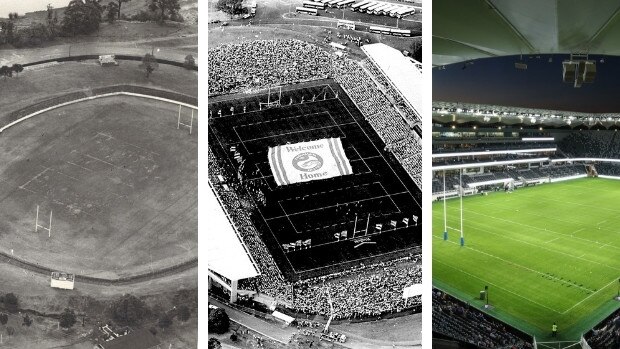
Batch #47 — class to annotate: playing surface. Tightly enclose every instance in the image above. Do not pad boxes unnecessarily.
[209,79,421,281]
[0,96,197,278]
[433,178,620,343]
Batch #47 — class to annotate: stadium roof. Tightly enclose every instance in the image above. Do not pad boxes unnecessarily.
[362,43,422,118]
[433,101,620,128]
[207,184,260,281]
[434,0,620,66]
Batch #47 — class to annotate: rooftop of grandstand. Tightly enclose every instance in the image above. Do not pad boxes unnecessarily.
[362,43,422,119]
[433,101,620,128]
[207,183,260,281]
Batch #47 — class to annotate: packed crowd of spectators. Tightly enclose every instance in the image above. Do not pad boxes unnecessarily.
[333,58,422,188]
[208,39,423,318]
[208,40,332,96]
[209,149,293,303]
[431,164,587,194]
[433,289,533,349]
[208,39,421,187]
[293,256,421,319]
[559,131,620,158]
[209,148,421,318]
[585,311,620,349]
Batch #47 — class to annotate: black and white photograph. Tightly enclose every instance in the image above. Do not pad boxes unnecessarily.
[207,0,423,348]
[0,0,198,348]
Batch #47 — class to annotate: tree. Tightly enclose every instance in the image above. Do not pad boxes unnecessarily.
[183,54,196,70]
[140,53,159,78]
[216,0,244,16]
[59,308,77,329]
[22,314,32,327]
[12,64,23,77]
[208,338,222,349]
[208,308,229,334]
[177,305,191,322]
[3,293,18,313]
[61,0,103,36]
[158,313,172,329]
[0,313,7,325]
[116,0,132,19]
[106,2,120,23]
[109,294,150,326]
[46,4,59,37]
[148,0,180,23]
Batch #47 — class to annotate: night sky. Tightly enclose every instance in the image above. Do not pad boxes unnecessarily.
[433,54,620,113]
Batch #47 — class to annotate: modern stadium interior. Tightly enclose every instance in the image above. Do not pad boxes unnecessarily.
[433,1,620,349]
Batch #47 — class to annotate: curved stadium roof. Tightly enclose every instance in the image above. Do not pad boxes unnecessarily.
[433,0,620,66]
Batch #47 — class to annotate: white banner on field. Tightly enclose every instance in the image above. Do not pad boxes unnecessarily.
[268,138,353,186]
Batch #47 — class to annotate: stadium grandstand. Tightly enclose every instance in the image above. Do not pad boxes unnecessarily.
[433,2,620,344]
[208,38,422,324]
[431,101,620,349]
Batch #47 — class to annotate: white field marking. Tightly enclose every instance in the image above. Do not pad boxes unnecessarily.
[208,83,332,106]
[378,182,402,214]
[269,192,408,220]
[434,233,594,294]
[597,220,608,226]
[278,201,299,234]
[96,132,160,156]
[515,191,620,215]
[295,246,417,273]
[239,122,354,143]
[456,208,620,252]
[433,253,564,314]
[240,111,325,127]
[457,195,620,236]
[335,88,420,208]
[85,154,132,173]
[19,167,49,190]
[66,161,93,172]
[599,242,610,249]
[561,276,620,314]
[0,92,196,134]
[52,169,80,182]
[545,237,561,244]
[471,224,620,273]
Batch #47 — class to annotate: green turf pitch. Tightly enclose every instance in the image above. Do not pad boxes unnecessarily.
[433,178,620,342]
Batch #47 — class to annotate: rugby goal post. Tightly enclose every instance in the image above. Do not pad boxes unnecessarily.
[177,104,195,134]
[35,205,52,238]
[259,86,282,110]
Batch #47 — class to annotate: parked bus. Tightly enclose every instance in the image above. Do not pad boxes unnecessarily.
[351,0,372,11]
[337,19,356,30]
[396,7,416,17]
[373,3,391,15]
[303,1,326,9]
[365,2,383,13]
[359,1,376,12]
[390,28,413,37]
[326,0,341,7]
[336,0,356,8]
[296,6,319,15]
[382,5,398,15]
[369,25,391,35]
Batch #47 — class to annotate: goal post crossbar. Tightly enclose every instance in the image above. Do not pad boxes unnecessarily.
[35,205,52,237]
[177,105,195,134]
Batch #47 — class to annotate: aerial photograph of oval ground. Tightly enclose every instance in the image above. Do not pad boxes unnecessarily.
[432,1,620,349]
[0,0,197,348]
[207,0,423,348]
